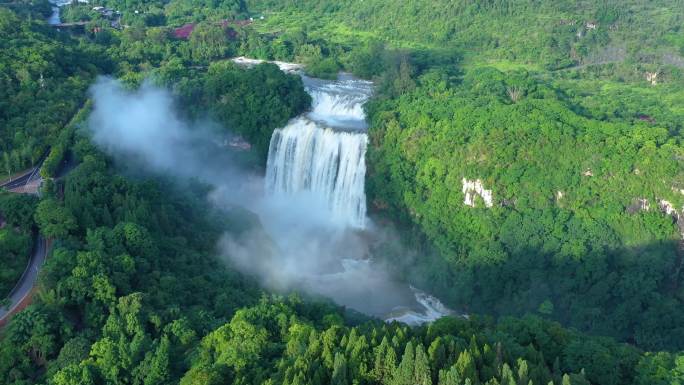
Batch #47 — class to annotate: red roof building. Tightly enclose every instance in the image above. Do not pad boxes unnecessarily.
[172,19,251,40]
[173,23,195,39]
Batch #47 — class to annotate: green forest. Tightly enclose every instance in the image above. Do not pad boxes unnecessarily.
[2,0,684,384]
[0,192,36,295]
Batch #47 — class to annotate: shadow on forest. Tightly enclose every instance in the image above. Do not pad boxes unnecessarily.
[382,231,684,351]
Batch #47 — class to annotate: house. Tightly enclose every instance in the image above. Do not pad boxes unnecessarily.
[173,23,195,39]
[91,6,117,18]
[173,19,252,40]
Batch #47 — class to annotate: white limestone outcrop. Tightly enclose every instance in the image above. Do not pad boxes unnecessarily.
[462,178,493,208]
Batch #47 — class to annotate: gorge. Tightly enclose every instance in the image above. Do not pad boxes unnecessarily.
[257,65,454,324]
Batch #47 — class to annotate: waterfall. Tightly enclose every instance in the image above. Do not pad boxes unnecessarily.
[305,75,373,129]
[256,64,456,324]
[265,74,372,228]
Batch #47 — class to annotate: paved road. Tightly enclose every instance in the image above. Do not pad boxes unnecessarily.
[0,236,47,322]
[0,166,40,191]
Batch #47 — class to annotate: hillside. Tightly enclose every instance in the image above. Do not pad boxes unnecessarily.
[1,1,684,384]
[249,0,684,75]
[240,0,684,349]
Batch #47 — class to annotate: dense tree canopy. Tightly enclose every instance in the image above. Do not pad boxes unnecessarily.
[0,192,37,296]
[2,1,684,384]
[365,67,684,350]
[0,8,110,175]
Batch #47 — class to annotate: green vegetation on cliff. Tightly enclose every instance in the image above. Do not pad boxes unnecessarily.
[365,67,684,349]
[2,1,684,384]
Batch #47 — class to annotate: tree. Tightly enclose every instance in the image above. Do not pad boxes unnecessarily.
[391,342,415,385]
[455,351,478,384]
[332,352,349,385]
[414,344,432,385]
[34,198,76,239]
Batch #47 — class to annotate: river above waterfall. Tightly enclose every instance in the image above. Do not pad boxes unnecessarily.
[47,0,73,25]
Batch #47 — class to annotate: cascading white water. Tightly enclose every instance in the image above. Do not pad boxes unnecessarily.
[266,118,368,228]
[265,74,372,228]
[305,75,373,130]
[256,63,455,324]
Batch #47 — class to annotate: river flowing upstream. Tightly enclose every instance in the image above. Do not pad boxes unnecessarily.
[233,58,455,325]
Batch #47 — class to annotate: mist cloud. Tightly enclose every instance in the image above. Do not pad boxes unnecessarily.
[86,76,446,320]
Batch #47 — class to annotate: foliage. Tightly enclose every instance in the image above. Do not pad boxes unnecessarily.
[0,192,37,296]
[1,137,260,384]
[199,61,311,160]
[365,67,684,350]
[3,2,684,385]
[0,8,110,175]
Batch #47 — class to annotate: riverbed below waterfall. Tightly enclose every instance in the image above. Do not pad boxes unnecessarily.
[232,57,456,325]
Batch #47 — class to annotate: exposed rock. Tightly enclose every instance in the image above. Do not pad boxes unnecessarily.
[556,191,564,201]
[646,72,659,86]
[627,198,651,214]
[501,198,515,208]
[658,199,678,217]
[462,178,493,208]
[627,198,650,214]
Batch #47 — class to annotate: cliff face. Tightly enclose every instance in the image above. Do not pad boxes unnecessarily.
[462,178,493,208]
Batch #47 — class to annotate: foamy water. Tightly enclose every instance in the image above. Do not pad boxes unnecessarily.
[385,287,456,325]
[266,118,368,228]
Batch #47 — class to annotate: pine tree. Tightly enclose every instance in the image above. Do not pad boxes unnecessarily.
[561,374,571,385]
[414,344,432,385]
[438,366,463,385]
[455,350,479,384]
[429,337,446,379]
[517,359,529,385]
[469,336,482,367]
[501,363,516,385]
[374,336,393,382]
[384,342,398,384]
[391,341,415,385]
[552,357,561,385]
[332,353,349,385]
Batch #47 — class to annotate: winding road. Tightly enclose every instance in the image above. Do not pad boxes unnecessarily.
[0,237,48,326]
[0,165,47,327]
[0,166,41,192]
